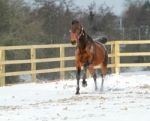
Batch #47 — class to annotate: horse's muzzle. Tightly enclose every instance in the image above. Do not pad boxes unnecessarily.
[71,40,76,45]
[70,32,77,45]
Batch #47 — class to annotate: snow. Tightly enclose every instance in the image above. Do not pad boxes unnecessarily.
[0,73,150,121]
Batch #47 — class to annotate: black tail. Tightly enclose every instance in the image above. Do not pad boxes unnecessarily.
[97,37,107,44]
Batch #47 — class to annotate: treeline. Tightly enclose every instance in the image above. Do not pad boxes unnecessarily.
[0,0,150,46]
[0,0,116,45]
[123,0,150,39]
[0,0,74,45]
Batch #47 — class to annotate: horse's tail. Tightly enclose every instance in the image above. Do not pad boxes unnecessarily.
[97,37,107,44]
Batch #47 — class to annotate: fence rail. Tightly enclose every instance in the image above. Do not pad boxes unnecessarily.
[0,40,150,86]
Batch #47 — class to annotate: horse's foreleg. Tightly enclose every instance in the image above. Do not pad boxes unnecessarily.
[82,63,88,87]
[76,67,81,95]
[101,64,107,91]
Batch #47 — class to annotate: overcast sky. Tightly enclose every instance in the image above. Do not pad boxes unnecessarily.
[25,0,126,16]
[74,0,126,16]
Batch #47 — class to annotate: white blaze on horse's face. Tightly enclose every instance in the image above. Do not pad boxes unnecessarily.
[70,22,81,45]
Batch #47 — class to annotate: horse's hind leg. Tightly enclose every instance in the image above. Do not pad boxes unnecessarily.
[100,51,108,91]
[100,64,107,91]
[88,64,98,91]
[101,74,104,91]
[93,72,98,91]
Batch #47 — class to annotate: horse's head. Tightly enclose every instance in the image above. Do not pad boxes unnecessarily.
[70,20,83,45]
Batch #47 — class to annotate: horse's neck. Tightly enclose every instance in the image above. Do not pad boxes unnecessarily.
[78,31,86,48]
[79,31,93,45]
[78,33,94,54]
[86,34,94,43]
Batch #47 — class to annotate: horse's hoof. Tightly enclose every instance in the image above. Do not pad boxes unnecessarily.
[82,81,87,87]
[95,87,98,91]
[100,87,104,92]
[75,91,80,95]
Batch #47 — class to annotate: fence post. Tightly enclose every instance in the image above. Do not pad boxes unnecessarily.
[114,41,120,74]
[60,46,65,80]
[0,49,5,86]
[31,47,36,82]
[111,41,115,73]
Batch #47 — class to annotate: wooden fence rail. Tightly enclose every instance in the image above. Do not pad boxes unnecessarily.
[0,40,150,86]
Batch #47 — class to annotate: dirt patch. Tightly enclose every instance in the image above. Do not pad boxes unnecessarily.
[139,84,150,89]
[56,95,107,103]
[0,105,21,110]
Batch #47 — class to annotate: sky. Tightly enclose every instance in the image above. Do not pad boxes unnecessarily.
[74,0,126,16]
[25,0,126,16]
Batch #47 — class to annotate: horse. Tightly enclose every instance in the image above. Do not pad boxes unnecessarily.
[70,20,108,95]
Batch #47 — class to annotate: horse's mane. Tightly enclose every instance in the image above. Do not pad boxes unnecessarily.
[84,31,107,44]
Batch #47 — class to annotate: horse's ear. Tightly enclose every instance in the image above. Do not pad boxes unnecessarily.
[72,20,79,25]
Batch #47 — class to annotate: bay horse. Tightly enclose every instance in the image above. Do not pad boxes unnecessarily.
[70,20,108,95]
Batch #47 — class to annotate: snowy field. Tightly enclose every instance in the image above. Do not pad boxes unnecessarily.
[0,73,150,121]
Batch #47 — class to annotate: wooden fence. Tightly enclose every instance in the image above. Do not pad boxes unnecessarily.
[0,40,150,86]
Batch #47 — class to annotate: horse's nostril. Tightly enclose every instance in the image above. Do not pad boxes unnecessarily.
[71,41,76,45]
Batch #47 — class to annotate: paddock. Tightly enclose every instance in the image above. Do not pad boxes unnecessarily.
[0,73,150,121]
[0,40,150,121]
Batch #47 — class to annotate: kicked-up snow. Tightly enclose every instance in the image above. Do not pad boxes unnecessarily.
[0,73,150,121]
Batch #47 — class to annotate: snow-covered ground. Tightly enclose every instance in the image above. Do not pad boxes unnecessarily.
[0,73,150,121]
